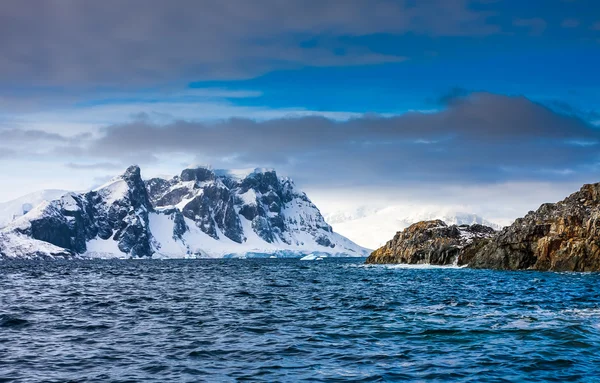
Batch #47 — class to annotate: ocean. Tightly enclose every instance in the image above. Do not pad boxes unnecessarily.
[1,258,599,382]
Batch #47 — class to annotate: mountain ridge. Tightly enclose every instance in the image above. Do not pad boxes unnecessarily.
[0,165,368,259]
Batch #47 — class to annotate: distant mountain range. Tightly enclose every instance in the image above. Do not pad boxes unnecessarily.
[0,166,368,259]
[325,205,503,249]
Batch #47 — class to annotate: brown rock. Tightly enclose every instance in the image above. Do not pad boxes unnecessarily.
[366,220,495,265]
[465,182,600,271]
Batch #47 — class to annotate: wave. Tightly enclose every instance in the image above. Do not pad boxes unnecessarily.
[353,263,468,270]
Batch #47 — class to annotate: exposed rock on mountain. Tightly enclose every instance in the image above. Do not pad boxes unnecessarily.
[145,166,365,258]
[366,220,495,265]
[462,182,600,271]
[0,166,367,259]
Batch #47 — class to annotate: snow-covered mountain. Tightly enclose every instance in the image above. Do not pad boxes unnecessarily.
[325,205,503,249]
[0,190,68,228]
[0,166,368,259]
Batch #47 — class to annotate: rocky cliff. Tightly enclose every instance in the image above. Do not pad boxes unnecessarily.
[367,182,600,272]
[365,220,495,265]
[462,182,600,271]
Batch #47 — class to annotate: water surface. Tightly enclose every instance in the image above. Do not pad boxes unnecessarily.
[1,259,599,382]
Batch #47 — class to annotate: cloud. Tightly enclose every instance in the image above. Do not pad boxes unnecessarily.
[0,147,17,159]
[0,0,496,87]
[434,87,471,105]
[513,18,547,35]
[561,18,580,28]
[0,128,70,143]
[54,92,597,187]
[545,100,600,124]
[65,162,124,171]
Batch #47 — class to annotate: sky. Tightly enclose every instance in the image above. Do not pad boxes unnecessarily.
[0,0,599,224]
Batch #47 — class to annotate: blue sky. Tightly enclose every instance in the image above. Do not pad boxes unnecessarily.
[0,0,599,223]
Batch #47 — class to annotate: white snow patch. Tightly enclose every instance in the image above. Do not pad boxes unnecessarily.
[0,232,71,259]
[85,237,127,259]
[239,190,258,206]
[93,178,129,204]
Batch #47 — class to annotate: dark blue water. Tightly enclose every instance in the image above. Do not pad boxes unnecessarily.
[1,259,600,382]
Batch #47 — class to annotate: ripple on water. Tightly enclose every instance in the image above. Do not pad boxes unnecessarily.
[0,258,599,382]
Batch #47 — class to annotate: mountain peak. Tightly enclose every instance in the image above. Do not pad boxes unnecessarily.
[180,167,216,183]
[123,165,141,179]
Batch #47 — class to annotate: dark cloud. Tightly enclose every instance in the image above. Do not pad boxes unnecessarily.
[433,87,472,106]
[0,0,495,86]
[65,162,124,171]
[66,93,600,186]
[0,129,69,143]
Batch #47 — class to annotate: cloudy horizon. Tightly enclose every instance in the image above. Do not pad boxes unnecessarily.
[1,0,599,232]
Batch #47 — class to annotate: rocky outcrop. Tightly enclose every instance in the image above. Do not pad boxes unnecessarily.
[366,220,495,265]
[367,182,600,272]
[462,182,600,271]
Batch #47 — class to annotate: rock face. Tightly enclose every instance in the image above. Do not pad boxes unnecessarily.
[366,182,600,272]
[462,182,600,271]
[366,220,495,265]
[0,165,368,259]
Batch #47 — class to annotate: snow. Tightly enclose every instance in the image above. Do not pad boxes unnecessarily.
[239,189,257,206]
[144,209,368,259]
[148,213,189,258]
[60,193,81,212]
[144,166,369,258]
[0,232,72,259]
[0,189,68,228]
[85,237,127,259]
[0,165,370,260]
[93,178,129,205]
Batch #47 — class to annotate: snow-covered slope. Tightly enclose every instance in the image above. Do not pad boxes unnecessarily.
[0,232,74,259]
[0,190,68,228]
[145,166,368,258]
[0,166,368,259]
[325,205,503,249]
